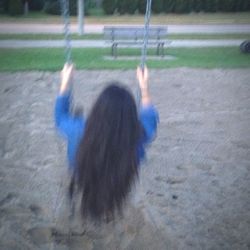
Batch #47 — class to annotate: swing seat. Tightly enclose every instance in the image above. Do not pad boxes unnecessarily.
[104,26,170,58]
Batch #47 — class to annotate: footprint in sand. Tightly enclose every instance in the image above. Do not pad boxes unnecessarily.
[0,171,6,181]
[166,177,187,185]
[177,163,212,172]
[0,192,17,207]
[29,204,43,217]
[3,86,15,94]
[27,226,53,245]
[154,176,187,185]
[146,190,154,196]
[172,83,182,88]
[195,163,212,171]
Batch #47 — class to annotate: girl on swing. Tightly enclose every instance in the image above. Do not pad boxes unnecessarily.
[55,63,159,222]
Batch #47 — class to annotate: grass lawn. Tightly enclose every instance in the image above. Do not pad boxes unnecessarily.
[0,12,250,24]
[0,47,249,71]
[0,33,250,40]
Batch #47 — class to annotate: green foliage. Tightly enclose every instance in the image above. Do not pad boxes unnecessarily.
[44,0,60,15]
[163,0,175,13]
[234,0,247,11]
[125,0,138,14]
[117,0,126,14]
[69,0,77,15]
[102,0,116,14]
[88,0,96,8]
[174,0,191,13]
[101,0,250,14]
[191,0,250,12]
[216,0,250,12]
[29,0,45,11]
[137,0,146,14]
[72,0,89,16]
[217,0,242,12]
[242,0,250,11]
[44,0,88,16]
[188,0,194,12]
[203,0,217,12]
[152,0,163,13]
[8,0,23,15]
[84,0,91,14]
[117,0,138,14]
[192,0,203,12]
[0,0,9,13]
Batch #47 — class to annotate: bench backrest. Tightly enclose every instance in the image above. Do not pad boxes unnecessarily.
[104,26,167,41]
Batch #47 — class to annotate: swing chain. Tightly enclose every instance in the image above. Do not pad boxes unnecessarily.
[141,0,152,70]
[60,0,72,63]
[137,0,152,107]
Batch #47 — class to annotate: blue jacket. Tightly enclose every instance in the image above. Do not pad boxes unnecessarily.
[55,91,159,170]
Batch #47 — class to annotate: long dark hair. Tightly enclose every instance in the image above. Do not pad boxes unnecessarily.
[71,83,142,221]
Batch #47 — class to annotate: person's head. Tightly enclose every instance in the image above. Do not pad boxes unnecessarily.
[74,83,142,221]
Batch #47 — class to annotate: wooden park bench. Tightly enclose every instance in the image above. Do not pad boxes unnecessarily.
[103,26,170,57]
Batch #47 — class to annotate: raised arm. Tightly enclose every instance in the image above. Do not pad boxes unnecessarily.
[59,63,74,95]
[137,66,159,144]
[137,66,151,107]
[54,63,74,135]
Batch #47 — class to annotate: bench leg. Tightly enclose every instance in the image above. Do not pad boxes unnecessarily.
[161,43,165,57]
[114,44,118,58]
[112,44,118,58]
[111,44,115,57]
[156,44,160,56]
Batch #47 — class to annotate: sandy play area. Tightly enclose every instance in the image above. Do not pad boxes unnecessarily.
[0,68,249,250]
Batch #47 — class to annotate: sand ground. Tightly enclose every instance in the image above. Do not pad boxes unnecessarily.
[0,68,250,250]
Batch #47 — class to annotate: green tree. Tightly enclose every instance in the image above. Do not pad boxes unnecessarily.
[138,0,146,14]
[126,0,138,14]
[29,0,45,11]
[8,0,23,15]
[102,0,116,14]
[241,0,250,11]
[152,0,163,13]
[0,0,8,13]
[204,0,218,12]
[117,0,126,14]
[192,0,203,12]
[44,0,89,16]
[235,0,245,11]
[174,0,191,13]
[218,0,235,12]
[232,0,250,11]
[163,0,175,13]
[44,0,60,15]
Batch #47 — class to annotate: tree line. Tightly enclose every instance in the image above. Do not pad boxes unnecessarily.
[103,0,250,14]
[1,0,250,16]
[0,0,90,15]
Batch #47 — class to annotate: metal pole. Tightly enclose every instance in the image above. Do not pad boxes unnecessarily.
[78,0,84,35]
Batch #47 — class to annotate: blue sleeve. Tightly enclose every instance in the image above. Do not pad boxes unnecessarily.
[139,105,159,145]
[54,91,73,138]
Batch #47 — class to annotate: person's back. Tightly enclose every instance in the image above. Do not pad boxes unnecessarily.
[54,64,159,221]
